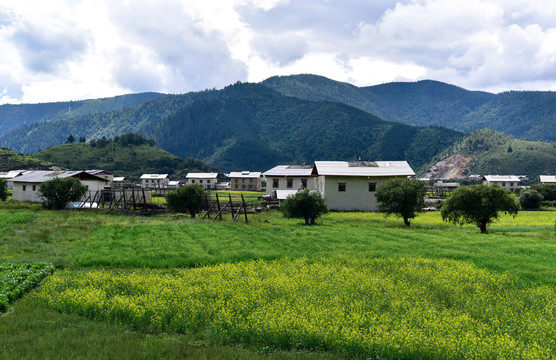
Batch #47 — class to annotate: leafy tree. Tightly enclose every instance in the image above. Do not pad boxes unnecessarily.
[65,135,75,143]
[375,178,426,227]
[38,177,88,210]
[441,184,519,233]
[79,136,86,143]
[519,189,544,210]
[530,183,556,201]
[281,189,328,225]
[166,184,205,218]
[0,179,7,202]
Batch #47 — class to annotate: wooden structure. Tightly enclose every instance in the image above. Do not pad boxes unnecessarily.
[198,193,249,222]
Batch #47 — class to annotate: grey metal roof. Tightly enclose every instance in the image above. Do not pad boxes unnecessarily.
[314,161,415,177]
[262,165,314,177]
[540,175,556,183]
[140,174,169,180]
[11,170,96,183]
[186,172,218,179]
[228,171,262,178]
[483,175,520,182]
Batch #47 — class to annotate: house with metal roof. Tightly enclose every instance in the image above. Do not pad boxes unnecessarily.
[140,174,169,188]
[228,171,262,191]
[185,173,218,190]
[482,175,520,193]
[0,170,30,189]
[262,165,316,196]
[313,161,416,211]
[540,175,556,184]
[11,170,110,203]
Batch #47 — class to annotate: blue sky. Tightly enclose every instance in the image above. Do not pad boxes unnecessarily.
[1,0,556,103]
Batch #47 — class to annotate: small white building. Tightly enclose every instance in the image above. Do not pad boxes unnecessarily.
[228,171,262,191]
[186,173,218,190]
[482,175,521,193]
[313,161,416,211]
[11,170,110,203]
[0,170,29,189]
[540,175,556,184]
[86,170,114,183]
[140,174,169,188]
[262,165,316,196]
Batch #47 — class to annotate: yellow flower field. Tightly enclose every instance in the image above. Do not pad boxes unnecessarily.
[37,257,556,359]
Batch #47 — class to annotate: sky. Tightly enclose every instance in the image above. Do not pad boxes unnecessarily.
[1,0,556,104]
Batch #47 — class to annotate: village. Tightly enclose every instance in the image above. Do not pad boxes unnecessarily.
[1,161,554,213]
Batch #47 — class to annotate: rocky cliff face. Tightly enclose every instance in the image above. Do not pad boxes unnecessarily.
[425,153,473,179]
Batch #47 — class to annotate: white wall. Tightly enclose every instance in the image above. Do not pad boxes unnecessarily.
[265,176,317,196]
[12,182,41,202]
[187,178,216,190]
[318,175,405,211]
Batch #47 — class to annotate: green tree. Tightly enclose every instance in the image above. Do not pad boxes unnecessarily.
[38,177,88,210]
[375,178,426,227]
[0,178,7,202]
[530,183,556,201]
[441,184,519,234]
[519,189,544,210]
[65,135,75,143]
[165,184,205,218]
[281,189,328,225]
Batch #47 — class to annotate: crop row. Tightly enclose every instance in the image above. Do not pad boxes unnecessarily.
[0,262,55,312]
[37,257,555,359]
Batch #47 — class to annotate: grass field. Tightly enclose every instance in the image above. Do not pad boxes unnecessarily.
[0,204,555,359]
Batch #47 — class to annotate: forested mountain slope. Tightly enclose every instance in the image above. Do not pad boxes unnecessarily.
[2,82,463,173]
[262,74,556,141]
[0,147,53,171]
[0,92,167,137]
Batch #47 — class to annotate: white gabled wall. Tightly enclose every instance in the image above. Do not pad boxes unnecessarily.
[265,177,317,196]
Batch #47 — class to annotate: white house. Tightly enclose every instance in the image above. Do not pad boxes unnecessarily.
[140,174,169,188]
[540,175,556,184]
[86,170,114,183]
[262,165,316,196]
[482,175,521,193]
[0,170,29,189]
[313,161,416,211]
[186,173,218,190]
[228,171,262,191]
[11,170,110,203]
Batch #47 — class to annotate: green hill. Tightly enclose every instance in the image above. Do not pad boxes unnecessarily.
[0,147,53,171]
[33,134,216,181]
[262,74,556,142]
[424,129,556,179]
[0,82,464,173]
[0,92,167,137]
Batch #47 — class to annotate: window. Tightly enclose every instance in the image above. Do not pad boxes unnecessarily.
[287,179,293,188]
[200,180,203,184]
[32,185,36,191]
[207,180,211,184]
[191,180,195,183]
[22,185,26,191]
[368,182,376,192]
[301,179,307,189]
[510,182,514,187]
[272,179,279,188]
[338,183,346,192]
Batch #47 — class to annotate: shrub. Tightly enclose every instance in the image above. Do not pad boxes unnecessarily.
[0,178,7,202]
[281,189,328,225]
[375,178,426,227]
[441,185,519,234]
[38,177,88,210]
[530,183,556,201]
[519,189,544,210]
[166,184,205,218]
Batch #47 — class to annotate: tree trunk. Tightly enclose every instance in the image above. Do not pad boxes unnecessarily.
[479,220,488,234]
[403,217,411,227]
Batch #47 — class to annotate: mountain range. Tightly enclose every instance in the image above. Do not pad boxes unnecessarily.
[0,75,554,178]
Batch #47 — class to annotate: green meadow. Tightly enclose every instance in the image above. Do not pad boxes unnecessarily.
[0,204,555,359]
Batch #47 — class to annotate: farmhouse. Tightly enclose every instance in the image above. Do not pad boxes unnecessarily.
[313,161,416,211]
[186,172,218,190]
[540,175,556,184]
[228,171,262,191]
[140,174,169,188]
[482,175,520,193]
[262,165,316,196]
[11,170,110,203]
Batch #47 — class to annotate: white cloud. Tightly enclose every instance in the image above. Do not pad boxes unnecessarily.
[2,0,556,103]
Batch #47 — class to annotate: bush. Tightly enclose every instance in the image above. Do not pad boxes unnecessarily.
[441,185,519,234]
[281,189,328,225]
[519,189,544,210]
[38,177,88,210]
[166,184,205,218]
[530,184,556,201]
[375,178,426,227]
[0,178,7,202]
